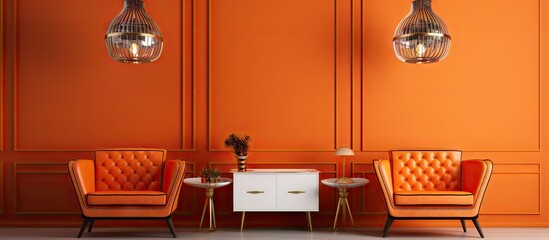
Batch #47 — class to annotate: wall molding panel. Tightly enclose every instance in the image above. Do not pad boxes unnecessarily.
[0,162,3,215]
[481,162,541,215]
[0,0,4,152]
[361,0,541,153]
[13,163,79,215]
[173,161,197,215]
[351,162,394,215]
[177,0,196,152]
[12,0,192,151]
[207,0,341,152]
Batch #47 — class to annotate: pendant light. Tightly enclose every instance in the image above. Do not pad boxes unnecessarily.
[105,0,163,64]
[393,0,451,64]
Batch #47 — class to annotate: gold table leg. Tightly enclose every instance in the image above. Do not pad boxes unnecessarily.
[332,187,354,231]
[198,187,217,231]
[199,197,208,231]
[332,197,342,230]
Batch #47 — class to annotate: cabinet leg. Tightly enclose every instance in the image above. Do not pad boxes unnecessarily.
[240,212,246,232]
[306,212,313,232]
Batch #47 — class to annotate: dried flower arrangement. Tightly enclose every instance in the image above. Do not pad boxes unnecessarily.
[224,133,251,156]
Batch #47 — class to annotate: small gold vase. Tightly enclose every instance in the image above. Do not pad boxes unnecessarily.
[236,155,248,172]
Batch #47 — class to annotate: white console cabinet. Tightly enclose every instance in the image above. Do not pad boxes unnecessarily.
[233,169,319,231]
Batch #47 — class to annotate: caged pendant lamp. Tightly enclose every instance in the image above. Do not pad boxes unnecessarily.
[393,0,451,64]
[105,0,163,64]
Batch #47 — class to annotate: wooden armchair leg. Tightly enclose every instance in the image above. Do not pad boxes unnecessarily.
[88,219,95,232]
[77,218,90,238]
[460,219,467,232]
[472,217,485,238]
[166,217,177,238]
[382,215,394,238]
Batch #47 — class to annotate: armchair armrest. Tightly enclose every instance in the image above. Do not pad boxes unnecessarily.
[162,159,187,212]
[462,159,493,204]
[68,159,96,208]
[373,159,395,209]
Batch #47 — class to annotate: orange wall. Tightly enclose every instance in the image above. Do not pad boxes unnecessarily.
[0,0,548,227]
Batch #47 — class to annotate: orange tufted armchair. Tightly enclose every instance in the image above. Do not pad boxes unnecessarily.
[68,149,186,238]
[373,150,493,238]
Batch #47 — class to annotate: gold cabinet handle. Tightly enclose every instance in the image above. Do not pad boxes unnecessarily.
[246,191,265,194]
[288,191,306,194]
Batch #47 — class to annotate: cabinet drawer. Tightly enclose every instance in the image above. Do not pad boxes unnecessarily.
[276,174,318,211]
[233,174,276,211]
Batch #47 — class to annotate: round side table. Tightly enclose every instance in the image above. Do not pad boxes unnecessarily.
[183,177,232,231]
[321,178,369,231]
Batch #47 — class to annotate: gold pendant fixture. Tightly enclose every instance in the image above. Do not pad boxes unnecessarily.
[105,0,163,64]
[393,0,451,64]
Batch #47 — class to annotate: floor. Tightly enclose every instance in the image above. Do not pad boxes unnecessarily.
[0,227,547,239]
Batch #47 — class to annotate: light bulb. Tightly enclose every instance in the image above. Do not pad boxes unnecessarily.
[130,42,140,57]
[415,42,426,57]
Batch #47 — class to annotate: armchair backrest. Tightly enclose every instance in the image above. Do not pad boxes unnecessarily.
[94,149,166,191]
[390,150,462,192]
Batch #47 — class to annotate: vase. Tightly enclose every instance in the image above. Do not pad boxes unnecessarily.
[209,177,219,183]
[201,177,219,183]
[236,155,248,172]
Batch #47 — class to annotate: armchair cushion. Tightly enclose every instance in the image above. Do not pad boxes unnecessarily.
[95,150,164,191]
[394,190,473,206]
[87,191,166,206]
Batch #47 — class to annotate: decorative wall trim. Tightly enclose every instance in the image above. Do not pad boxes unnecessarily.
[350,0,365,150]
[12,0,193,152]
[482,162,541,215]
[0,0,4,152]
[0,162,3,215]
[173,161,197,215]
[350,162,385,215]
[171,0,196,152]
[13,163,80,215]
[207,0,339,152]
[360,0,542,153]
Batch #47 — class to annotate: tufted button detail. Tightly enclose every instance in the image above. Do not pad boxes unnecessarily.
[94,150,164,191]
[392,150,462,192]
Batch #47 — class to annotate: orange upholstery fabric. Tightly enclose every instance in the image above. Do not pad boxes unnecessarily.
[68,149,187,218]
[373,150,493,238]
[95,150,164,191]
[394,191,473,206]
[87,191,166,206]
[392,151,461,192]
